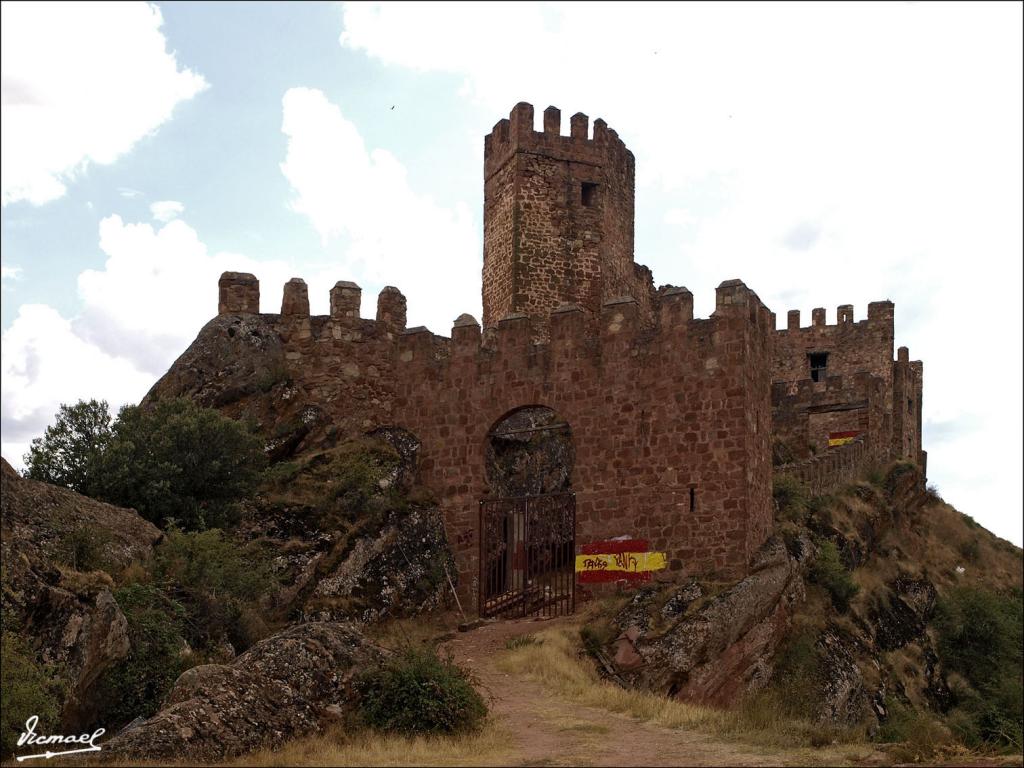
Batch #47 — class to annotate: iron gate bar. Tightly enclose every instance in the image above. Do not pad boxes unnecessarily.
[479,491,575,619]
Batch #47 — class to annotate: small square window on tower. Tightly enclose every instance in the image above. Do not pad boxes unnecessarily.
[581,182,598,207]
[808,352,828,382]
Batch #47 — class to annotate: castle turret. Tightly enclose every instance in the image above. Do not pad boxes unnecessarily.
[482,102,651,336]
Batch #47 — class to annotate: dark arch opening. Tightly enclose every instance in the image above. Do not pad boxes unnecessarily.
[485,406,574,498]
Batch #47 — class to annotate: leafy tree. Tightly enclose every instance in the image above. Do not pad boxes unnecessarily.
[94,398,266,530]
[23,399,113,494]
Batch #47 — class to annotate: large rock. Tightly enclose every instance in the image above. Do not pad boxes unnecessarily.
[101,622,385,763]
[630,537,808,706]
[300,506,455,623]
[1,458,161,571]
[1,459,161,729]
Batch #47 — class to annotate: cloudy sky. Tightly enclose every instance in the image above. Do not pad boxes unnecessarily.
[2,2,1021,544]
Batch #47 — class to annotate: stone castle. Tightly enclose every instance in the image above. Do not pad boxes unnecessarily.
[202,102,924,615]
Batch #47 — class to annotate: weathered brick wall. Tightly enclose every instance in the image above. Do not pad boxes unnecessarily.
[394,281,773,610]
[771,373,886,461]
[892,346,925,472]
[775,437,872,495]
[216,273,405,440]
[772,303,895,399]
[771,301,923,471]
[201,103,926,619]
[482,103,653,338]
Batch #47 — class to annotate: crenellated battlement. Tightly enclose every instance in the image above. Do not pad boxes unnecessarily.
[395,279,770,377]
[484,102,633,182]
[215,271,770,377]
[779,300,894,332]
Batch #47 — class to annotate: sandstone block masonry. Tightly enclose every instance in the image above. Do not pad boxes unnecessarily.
[158,102,925,613]
[771,303,925,474]
[483,103,654,340]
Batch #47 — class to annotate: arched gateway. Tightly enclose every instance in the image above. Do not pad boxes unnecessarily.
[479,407,576,618]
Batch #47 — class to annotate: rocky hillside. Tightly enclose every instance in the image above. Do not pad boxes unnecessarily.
[1,458,162,730]
[1,429,456,762]
[586,462,1023,755]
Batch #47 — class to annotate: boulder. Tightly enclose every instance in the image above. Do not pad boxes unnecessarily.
[101,622,385,763]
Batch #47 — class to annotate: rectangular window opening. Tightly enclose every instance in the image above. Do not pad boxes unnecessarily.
[808,352,828,382]
[581,182,598,207]
[689,486,696,513]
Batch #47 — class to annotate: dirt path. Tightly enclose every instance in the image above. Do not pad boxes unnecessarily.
[442,618,887,768]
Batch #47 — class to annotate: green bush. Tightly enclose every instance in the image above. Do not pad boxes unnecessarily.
[0,633,64,758]
[957,538,980,564]
[94,584,189,729]
[809,540,859,612]
[933,586,1023,749]
[884,460,918,492]
[771,626,824,716]
[94,398,266,530]
[24,399,113,495]
[579,622,616,658]
[874,696,952,759]
[354,647,487,735]
[326,440,402,525]
[153,527,275,653]
[54,526,113,572]
[773,476,810,523]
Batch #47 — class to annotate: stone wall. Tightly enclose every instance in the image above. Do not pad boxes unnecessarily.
[394,280,774,610]
[775,437,872,496]
[893,346,925,471]
[206,273,775,611]
[771,373,887,462]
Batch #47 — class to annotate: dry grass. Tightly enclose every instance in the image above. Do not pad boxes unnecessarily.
[223,723,514,767]
[494,623,867,751]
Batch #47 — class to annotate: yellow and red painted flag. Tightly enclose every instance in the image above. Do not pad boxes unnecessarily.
[576,539,667,583]
[828,430,860,447]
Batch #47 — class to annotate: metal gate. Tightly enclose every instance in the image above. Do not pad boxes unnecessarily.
[479,492,576,619]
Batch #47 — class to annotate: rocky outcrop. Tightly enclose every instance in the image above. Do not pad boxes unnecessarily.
[818,629,870,725]
[301,507,454,623]
[870,575,937,651]
[1,458,161,571]
[1,458,162,729]
[624,537,809,706]
[101,622,385,763]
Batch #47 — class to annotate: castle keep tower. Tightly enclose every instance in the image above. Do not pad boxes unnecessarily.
[483,103,652,334]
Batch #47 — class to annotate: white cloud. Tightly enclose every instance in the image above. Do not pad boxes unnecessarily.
[280,87,480,333]
[76,215,294,376]
[1,303,154,468]
[339,3,1024,544]
[150,199,184,222]
[1,262,22,283]
[1,2,207,206]
[1,213,298,470]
